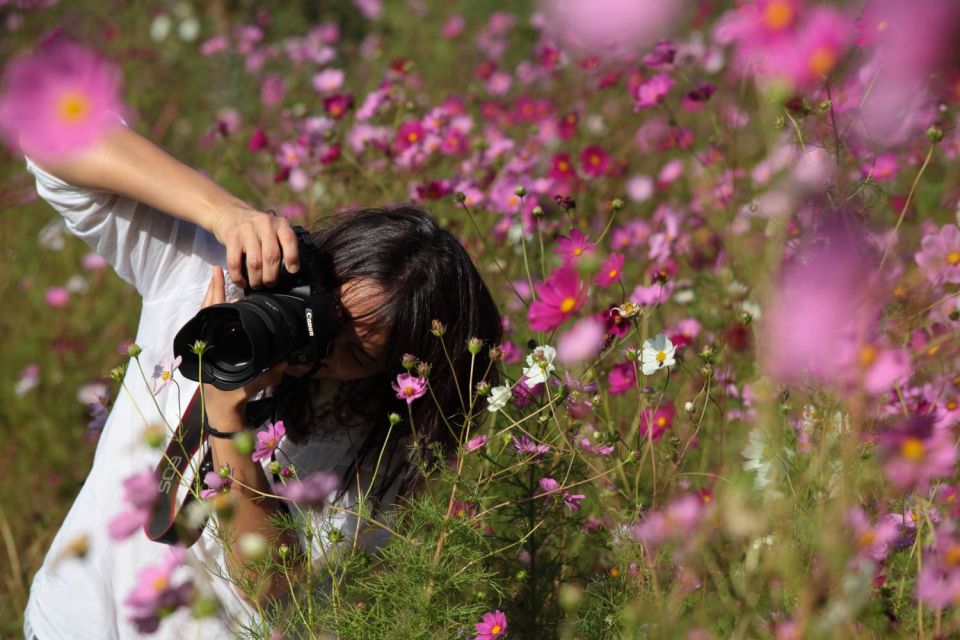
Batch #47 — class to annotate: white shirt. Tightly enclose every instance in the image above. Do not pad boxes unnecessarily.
[23,158,393,639]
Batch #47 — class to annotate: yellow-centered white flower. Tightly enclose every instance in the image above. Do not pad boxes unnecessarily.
[487,385,512,412]
[640,333,676,375]
[523,344,557,385]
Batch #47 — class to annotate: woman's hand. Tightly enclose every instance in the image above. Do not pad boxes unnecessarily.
[210,204,301,289]
[200,266,287,423]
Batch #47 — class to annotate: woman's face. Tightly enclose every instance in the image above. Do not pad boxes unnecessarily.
[286,278,389,381]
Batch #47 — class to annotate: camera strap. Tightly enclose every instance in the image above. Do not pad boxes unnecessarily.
[145,386,210,547]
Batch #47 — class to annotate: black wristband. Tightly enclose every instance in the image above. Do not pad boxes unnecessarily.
[204,423,240,439]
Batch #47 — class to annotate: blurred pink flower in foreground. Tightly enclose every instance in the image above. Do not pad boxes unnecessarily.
[631,494,704,547]
[275,471,340,507]
[124,547,193,633]
[557,317,605,365]
[878,415,956,492]
[108,469,158,540]
[540,0,687,59]
[0,37,125,160]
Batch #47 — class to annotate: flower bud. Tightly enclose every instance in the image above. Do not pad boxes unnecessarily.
[109,364,127,382]
[232,431,254,456]
[475,380,491,396]
[126,343,143,358]
[268,461,281,475]
[416,361,431,378]
[190,339,209,355]
[278,543,290,560]
[431,319,446,337]
[280,465,295,478]
[532,205,544,217]
[926,125,944,144]
[238,532,268,561]
[558,583,583,613]
[143,425,165,448]
[611,198,624,211]
[401,353,417,371]
[388,412,402,426]
[467,337,483,355]
[514,185,527,197]
[738,311,753,326]
[684,401,695,414]
[454,191,467,204]
[488,345,504,361]
[218,465,232,479]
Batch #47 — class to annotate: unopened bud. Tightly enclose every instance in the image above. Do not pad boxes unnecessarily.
[143,425,165,448]
[532,205,544,217]
[232,431,254,456]
[684,401,696,414]
[190,340,209,356]
[455,191,467,204]
[278,543,290,560]
[611,198,624,211]
[926,125,944,144]
[467,337,483,355]
[401,353,417,371]
[738,311,753,326]
[238,533,267,561]
[126,343,143,358]
[514,185,527,197]
[431,319,446,337]
[268,461,281,475]
[489,345,504,361]
[475,380,491,396]
[416,361,431,378]
[109,364,127,382]
[388,412,402,426]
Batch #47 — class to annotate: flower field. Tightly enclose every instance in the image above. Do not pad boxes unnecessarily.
[2,0,960,638]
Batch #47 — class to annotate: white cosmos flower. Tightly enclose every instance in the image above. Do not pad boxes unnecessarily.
[523,345,557,385]
[640,333,676,375]
[487,385,512,412]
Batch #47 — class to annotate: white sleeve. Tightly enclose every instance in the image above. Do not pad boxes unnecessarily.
[26,156,224,303]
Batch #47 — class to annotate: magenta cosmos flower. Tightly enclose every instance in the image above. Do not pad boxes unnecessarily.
[915,224,960,285]
[392,372,427,404]
[554,229,596,265]
[879,415,956,492]
[275,471,340,507]
[473,609,507,640]
[252,420,286,463]
[124,547,193,634]
[0,37,125,161]
[594,253,625,288]
[527,265,587,332]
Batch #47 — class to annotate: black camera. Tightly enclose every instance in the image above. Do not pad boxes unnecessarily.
[173,226,343,390]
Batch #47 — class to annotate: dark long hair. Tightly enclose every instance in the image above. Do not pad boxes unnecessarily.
[277,205,502,503]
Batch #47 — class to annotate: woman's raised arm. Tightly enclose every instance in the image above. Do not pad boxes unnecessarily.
[27,125,300,290]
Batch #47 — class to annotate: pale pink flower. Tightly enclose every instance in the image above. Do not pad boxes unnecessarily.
[391,372,427,405]
[150,354,182,396]
[879,415,956,492]
[556,318,605,365]
[441,14,465,39]
[252,420,286,463]
[44,286,69,308]
[915,224,960,285]
[312,68,345,93]
[124,547,193,633]
[847,507,899,562]
[0,37,125,161]
[108,470,158,540]
[633,74,673,110]
[465,435,489,453]
[275,471,340,507]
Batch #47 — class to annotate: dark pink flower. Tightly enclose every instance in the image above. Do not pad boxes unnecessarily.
[847,507,899,562]
[549,152,577,181]
[512,434,551,458]
[554,229,596,265]
[473,609,507,640]
[323,93,353,119]
[395,119,424,151]
[0,37,125,161]
[391,372,427,405]
[252,420,286,463]
[633,73,673,110]
[608,362,636,395]
[594,253,625,288]
[527,266,588,332]
[639,403,675,442]
[579,145,610,177]
[465,435,489,453]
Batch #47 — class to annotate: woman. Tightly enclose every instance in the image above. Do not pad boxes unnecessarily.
[22,123,501,638]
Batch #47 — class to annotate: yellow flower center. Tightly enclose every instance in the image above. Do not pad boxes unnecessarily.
[763,1,794,30]
[947,400,958,411]
[161,371,171,382]
[858,530,877,548]
[858,344,878,368]
[560,297,577,313]
[608,269,618,278]
[403,385,415,396]
[947,544,960,567]
[808,47,837,77]
[609,566,620,578]
[57,91,90,124]
[590,155,600,166]
[656,416,667,427]
[947,251,960,266]
[330,104,343,116]
[876,20,888,32]
[490,624,502,635]
[153,576,169,591]
[558,161,569,171]
[573,247,582,256]
[407,132,419,143]
[656,351,666,363]
[900,437,925,461]
[267,438,276,447]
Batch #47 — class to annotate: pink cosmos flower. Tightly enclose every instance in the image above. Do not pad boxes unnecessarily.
[784,8,850,89]
[879,415,956,492]
[549,152,577,182]
[260,74,285,107]
[392,373,427,405]
[527,265,588,332]
[353,0,382,20]
[563,492,587,512]
[108,469,158,540]
[150,354,182,396]
[512,435,551,458]
[44,286,69,308]
[847,507,899,562]
[556,318,605,365]
[395,119,424,151]
[639,403,675,442]
[312,68,345,93]
[0,37,125,161]
[862,153,898,182]
[915,224,960,284]
[631,494,704,547]
[917,526,960,608]
[323,93,353,119]
[200,468,233,500]
[608,362,637,395]
[441,14,466,39]
[252,420,286,463]
[81,252,109,270]
[595,253,625,288]
[633,73,673,110]
[124,547,194,634]
[14,363,39,397]
[465,435,489,453]
[579,145,610,178]
[473,609,507,640]
[275,471,340,507]
[554,229,596,265]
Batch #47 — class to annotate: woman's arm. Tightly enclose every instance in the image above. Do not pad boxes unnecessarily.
[28,125,300,289]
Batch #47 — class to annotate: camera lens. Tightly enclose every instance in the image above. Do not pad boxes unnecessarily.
[208,317,252,369]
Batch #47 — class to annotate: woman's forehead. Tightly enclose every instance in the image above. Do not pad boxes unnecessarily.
[339,278,388,350]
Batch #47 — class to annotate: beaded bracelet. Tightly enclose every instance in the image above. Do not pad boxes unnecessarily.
[204,423,240,440]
